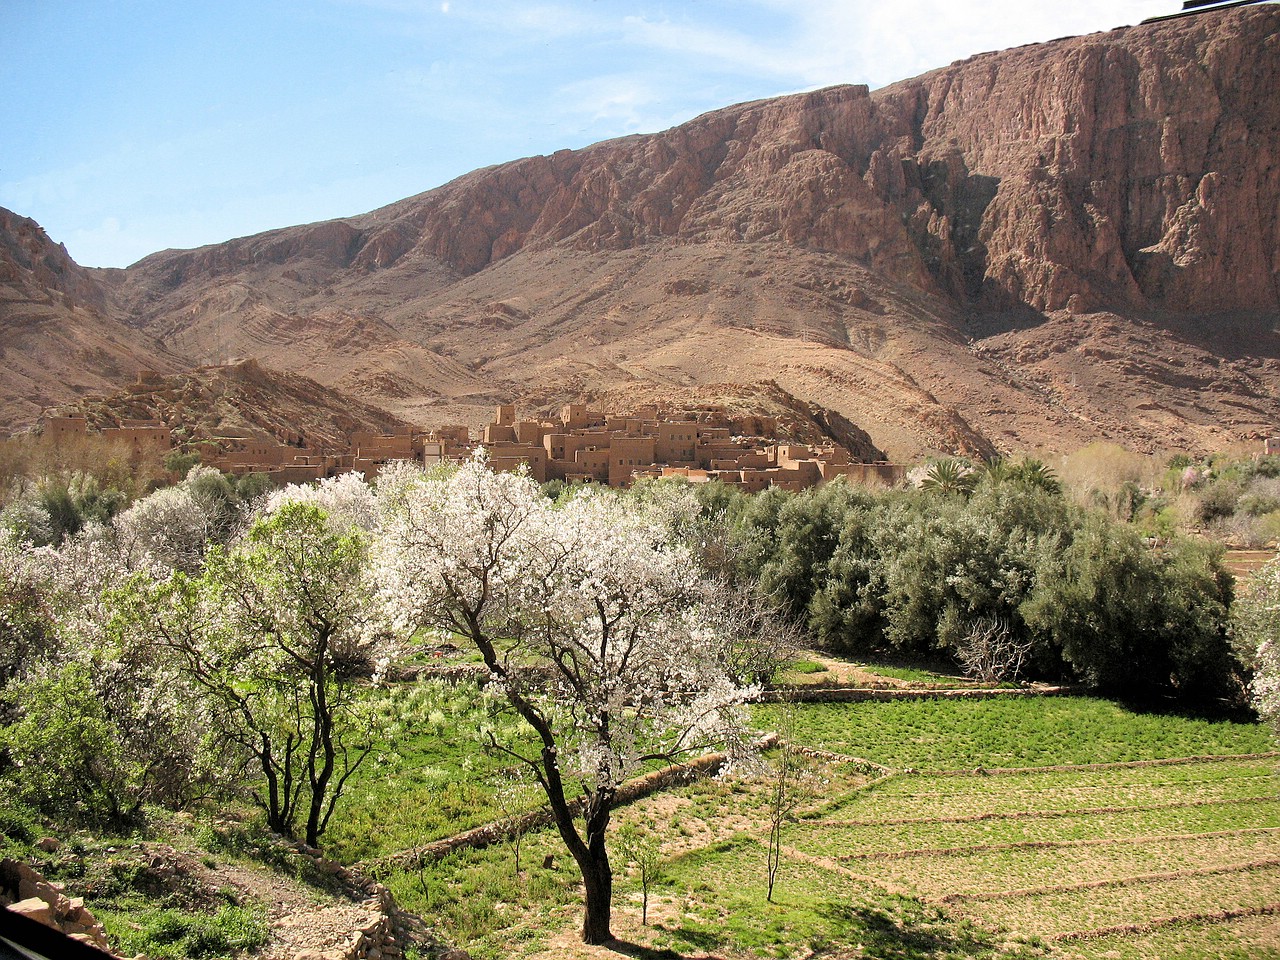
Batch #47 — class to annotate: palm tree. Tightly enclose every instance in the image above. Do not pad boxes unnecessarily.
[920,458,977,497]
[1010,458,1062,494]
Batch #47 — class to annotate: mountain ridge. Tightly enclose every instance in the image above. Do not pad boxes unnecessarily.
[3,5,1278,459]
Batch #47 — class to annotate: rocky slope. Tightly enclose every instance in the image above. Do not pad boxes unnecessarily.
[2,6,1278,458]
[0,209,186,430]
[49,359,413,452]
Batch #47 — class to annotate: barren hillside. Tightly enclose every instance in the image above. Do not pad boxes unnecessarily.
[2,6,1277,458]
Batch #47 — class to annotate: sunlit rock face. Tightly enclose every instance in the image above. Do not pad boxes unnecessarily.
[3,7,1278,458]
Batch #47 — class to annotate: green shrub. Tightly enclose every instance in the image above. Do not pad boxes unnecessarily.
[0,662,130,825]
[0,802,37,844]
[1194,481,1242,524]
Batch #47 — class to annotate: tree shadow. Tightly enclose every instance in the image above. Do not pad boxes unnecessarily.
[605,935,712,959]
[1110,689,1256,723]
[817,901,996,959]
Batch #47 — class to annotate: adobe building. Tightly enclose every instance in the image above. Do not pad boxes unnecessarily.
[42,416,89,443]
[461,403,905,492]
[34,414,175,463]
[35,399,902,494]
[101,420,173,462]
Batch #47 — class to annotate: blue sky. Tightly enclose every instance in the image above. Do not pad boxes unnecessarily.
[2,0,1172,268]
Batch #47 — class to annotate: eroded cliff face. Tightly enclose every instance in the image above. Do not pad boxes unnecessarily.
[5,7,1279,456]
[0,208,109,312]
[129,7,1277,318]
[887,11,1280,314]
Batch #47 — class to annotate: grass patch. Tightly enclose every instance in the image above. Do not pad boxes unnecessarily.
[101,904,268,960]
[970,863,1280,939]
[324,680,543,863]
[875,828,1280,900]
[377,828,585,955]
[755,697,1274,770]
[781,758,1280,955]
[800,796,1280,859]
[1053,912,1280,959]
[790,659,829,675]
[649,834,1031,959]
[821,762,1279,822]
[856,660,966,684]
[778,658,831,685]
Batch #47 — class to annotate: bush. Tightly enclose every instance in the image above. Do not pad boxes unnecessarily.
[0,802,38,845]
[1194,480,1242,525]
[0,662,130,824]
[735,466,1242,701]
[1237,477,1280,517]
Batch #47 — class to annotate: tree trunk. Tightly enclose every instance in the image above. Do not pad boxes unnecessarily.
[578,845,614,944]
[260,733,293,838]
[305,660,335,849]
[576,787,614,944]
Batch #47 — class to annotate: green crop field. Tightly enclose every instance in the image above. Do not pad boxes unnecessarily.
[753,697,1276,769]
[353,690,1280,958]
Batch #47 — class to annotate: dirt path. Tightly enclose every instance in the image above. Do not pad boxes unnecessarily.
[145,841,384,960]
[216,862,377,960]
[798,651,980,689]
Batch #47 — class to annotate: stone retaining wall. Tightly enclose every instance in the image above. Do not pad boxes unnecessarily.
[284,840,456,960]
[376,737,778,874]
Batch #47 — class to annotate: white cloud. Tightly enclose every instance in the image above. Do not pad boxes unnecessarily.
[601,1,1177,93]
[746,0,1174,88]
[552,73,696,137]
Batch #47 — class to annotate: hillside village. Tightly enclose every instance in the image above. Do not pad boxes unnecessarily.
[41,400,904,492]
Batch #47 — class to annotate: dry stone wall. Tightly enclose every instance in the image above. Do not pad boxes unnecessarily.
[285,839,456,960]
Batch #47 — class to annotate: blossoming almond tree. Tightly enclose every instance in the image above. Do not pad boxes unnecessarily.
[377,457,756,944]
[1236,555,1280,731]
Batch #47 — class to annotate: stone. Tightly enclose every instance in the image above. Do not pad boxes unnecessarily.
[33,837,60,854]
[8,897,53,925]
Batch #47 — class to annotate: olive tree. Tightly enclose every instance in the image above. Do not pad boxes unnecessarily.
[377,457,756,944]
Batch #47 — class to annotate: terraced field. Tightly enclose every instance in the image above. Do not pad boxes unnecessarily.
[351,688,1279,958]
[796,759,1280,949]
[624,700,1280,959]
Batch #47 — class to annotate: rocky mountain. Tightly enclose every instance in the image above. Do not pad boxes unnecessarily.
[48,360,412,452]
[2,6,1278,459]
[0,208,188,431]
